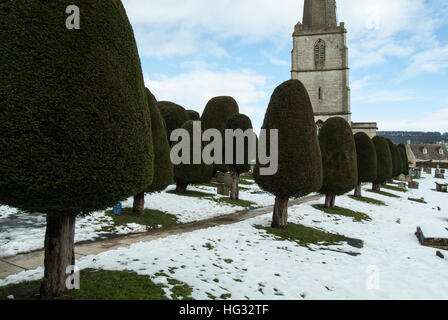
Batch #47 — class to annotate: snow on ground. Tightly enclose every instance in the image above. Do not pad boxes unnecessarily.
[0,179,274,258]
[1,170,447,299]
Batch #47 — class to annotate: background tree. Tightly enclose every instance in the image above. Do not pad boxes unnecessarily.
[201,96,239,173]
[319,118,358,208]
[133,89,174,215]
[186,110,200,121]
[353,132,377,197]
[372,137,393,191]
[398,144,410,175]
[173,120,213,193]
[225,113,255,200]
[158,101,188,144]
[254,80,322,228]
[0,0,153,296]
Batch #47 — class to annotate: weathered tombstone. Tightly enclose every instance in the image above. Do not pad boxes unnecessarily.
[411,169,421,179]
[397,182,406,188]
[435,173,445,179]
[441,169,446,174]
[409,197,426,204]
[435,183,448,193]
[216,172,225,183]
[405,175,413,182]
[424,168,432,174]
[223,172,233,186]
[408,181,419,189]
[398,174,406,181]
[415,226,448,250]
[217,184,230,196]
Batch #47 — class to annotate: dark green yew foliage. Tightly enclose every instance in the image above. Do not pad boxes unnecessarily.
[186,110,200,121]
[225,114,254,174]
[354,132,377,184]
[254,80,323,198]
[387,139,401,177]
[173,121,213,186]
[145,90,174,193]
[158,101,188,142]
[201,96,239,173]
[0,0,153,216]
[398,144,410,175]
[319,118,358,196]
[372,137,393,184]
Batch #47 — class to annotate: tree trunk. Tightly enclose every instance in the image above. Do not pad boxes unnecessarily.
[40,214,76,297]
[175,182,188,194]
[354,184,362,198]
[372,183,381,191]
[229,170,239,200]
[133,192,145,215]
[271,196,288,228]
[325,193,336,209]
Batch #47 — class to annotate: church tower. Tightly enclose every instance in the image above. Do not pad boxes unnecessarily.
[292,0,351,125]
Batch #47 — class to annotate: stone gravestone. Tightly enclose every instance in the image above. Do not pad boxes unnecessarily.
[216,172,232,196]
[435,173,445,179]
[435,183,447,193]
[408,181,419,189]
[397,182,406,188]
[398,174,406,181]
[424,168,432,174]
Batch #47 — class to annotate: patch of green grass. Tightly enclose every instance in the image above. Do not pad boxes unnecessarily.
[239,177,254,185]
[383,184,407,192]
[203,242,215,250]
[166,189,215,198]
[348,196,386,206]
[103,208,179,232]
[212,197,256,208]
[367,190,401,198]
[223,259,233,264]
[255,223,352,248]
[312,205,372,222]
[0,269,193,300]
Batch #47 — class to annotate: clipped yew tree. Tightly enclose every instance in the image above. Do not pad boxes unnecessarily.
[398,144,410,175]
[201,96,240,173]
[133,89,174,215]
[254,80,322,228]
[319,118,358,208]
[372,137,393,191]
[353,132,377,197]
[387,139,401,178]
[0,0,153,296]
[225,114,255,200]
[186,110,200,121]
[173,120,213,193]
[158,101,188,144]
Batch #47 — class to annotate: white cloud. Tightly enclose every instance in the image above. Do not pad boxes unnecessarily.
[378,108,448,131]
[352,89,418,104]
[403,45,448,78]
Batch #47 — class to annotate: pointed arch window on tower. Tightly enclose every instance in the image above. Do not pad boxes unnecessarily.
[314,39,326,68]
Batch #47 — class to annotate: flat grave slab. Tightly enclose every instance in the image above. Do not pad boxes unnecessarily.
[415,224,448,250]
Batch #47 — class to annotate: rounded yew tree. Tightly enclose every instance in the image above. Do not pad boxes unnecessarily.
[398,144,410,175]
[186,110,200,121]
[353,132,377,197]
[254,80,322,228]
[225,113,255,200]
[201,96,240,173]
[372,137,393,191]
[319,118,358,208]
[173,120,213,193]
[0,0,153,296]
[158,101,188,144]
[133,89,174,215]
[387,139,401,178]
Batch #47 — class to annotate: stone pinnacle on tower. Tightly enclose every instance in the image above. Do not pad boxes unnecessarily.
[302,0,337,28]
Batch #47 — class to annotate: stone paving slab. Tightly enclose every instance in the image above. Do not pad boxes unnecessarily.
[0,194,323,280]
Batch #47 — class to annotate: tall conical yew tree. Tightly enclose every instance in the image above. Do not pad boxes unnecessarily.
[254,80,322,228]
[319,118,358,208]
[372,136,393,191]
[225,114,255,200]
[158,101,188,144]
[353,132,377,197]
[173,120,213,193]
[0,0,153,296]
[201,97,240,173]
[398,144,410,175]
[133,89,174,215]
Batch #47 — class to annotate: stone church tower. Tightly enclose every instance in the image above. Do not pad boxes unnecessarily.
[291,0,378,138]
[291,0,350,124]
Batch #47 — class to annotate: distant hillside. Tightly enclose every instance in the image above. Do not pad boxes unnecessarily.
[377,131,447,145]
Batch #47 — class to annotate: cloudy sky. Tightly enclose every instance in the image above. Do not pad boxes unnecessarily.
[122,0,448,134]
